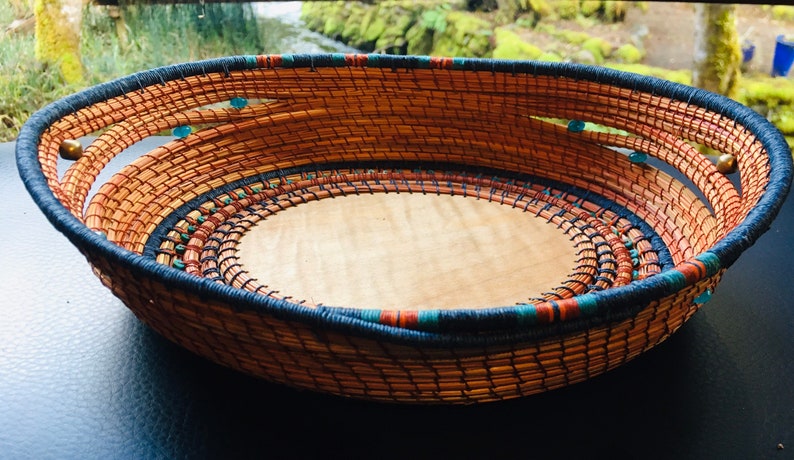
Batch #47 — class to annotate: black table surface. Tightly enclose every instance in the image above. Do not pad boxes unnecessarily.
[2,138,793,459]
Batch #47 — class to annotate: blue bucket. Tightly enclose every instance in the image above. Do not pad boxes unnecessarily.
[772,35,794,77]
[742,40,755,64]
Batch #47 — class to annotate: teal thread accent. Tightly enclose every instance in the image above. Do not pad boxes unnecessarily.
[417,310,439,329]
[575,294,599,316]
[281,54,295,67]
[661,270,687,292]
[695,252,722,276]
[197,215,206,224]
[417,56,431,68]
[331,53,346,66]
[237,192,247,199]
[367,54,381,67]
[515,304,538,325]
[175,244,186,254]
[223,197,233,205]
[187,225,196,233]
[172,259,185,270]
[360,309,381,323]
[244,55,258,68]
[180,233,190,243]
[452,57,466,69]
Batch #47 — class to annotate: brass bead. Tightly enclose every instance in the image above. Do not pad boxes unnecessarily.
[59,139,83,161]
[716,153,737,174]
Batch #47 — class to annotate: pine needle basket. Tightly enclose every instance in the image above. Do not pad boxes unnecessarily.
[17,54,792,404]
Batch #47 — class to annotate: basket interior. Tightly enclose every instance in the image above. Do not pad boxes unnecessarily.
[25,54,789,332]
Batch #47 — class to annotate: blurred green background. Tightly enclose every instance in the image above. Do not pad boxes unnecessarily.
[1,1,792,146]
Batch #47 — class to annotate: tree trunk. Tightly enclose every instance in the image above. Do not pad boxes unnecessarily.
[692,3,741,98]
[34,0,84,84]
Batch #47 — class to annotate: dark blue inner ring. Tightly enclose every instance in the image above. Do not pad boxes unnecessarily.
[143,161,675,309]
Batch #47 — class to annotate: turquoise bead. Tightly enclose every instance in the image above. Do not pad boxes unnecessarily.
[694,289,712,304]
[628,151,648,163]
[230,97,248,109]
[567,120,586,132]
[173,259,186,270]
[172,125,191,138]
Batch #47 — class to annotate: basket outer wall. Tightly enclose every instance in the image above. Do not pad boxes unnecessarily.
[88,243,721,403]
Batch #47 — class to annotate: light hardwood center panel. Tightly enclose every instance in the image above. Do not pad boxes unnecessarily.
[238,193,578,310]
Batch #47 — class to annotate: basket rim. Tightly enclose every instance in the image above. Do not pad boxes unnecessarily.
[16,54,793,347]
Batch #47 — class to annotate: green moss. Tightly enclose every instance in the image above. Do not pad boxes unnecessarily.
[34,0,84,84]
[362,15,387,43]
[580,0,601,17]
[771,5,794,21]
[736,77,794,138]
[493,27,543,60]
[60,51,83,84]
[528,0,552,18]
[614,43,644,64]
[432,11,493,57]
[774,112,794,133]
[701,6,742,98]
[553,0,579,19]
[323,11,347,38]
[582,37,612,63]
[341,8,364,41]
[374,9,414,53]
[606,63,692,85]
[405,22,434,55]
[737,77,794,109]
[602,1,628,22]
[537,51,563,62]
[557,29,591,45]
[300,2,328,31]
[421,3,451,32]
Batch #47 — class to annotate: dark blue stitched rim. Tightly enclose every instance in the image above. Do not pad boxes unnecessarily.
[16,54,793,347]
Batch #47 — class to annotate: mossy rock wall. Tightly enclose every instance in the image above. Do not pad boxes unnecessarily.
[301,1,489,56]
[492,27,542,59]
[301,1,793,147]
[431,10,493,57]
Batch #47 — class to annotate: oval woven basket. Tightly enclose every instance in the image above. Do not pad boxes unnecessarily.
[17,54,792,404]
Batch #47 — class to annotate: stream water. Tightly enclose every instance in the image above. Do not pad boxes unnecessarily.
[252,2,358,54]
